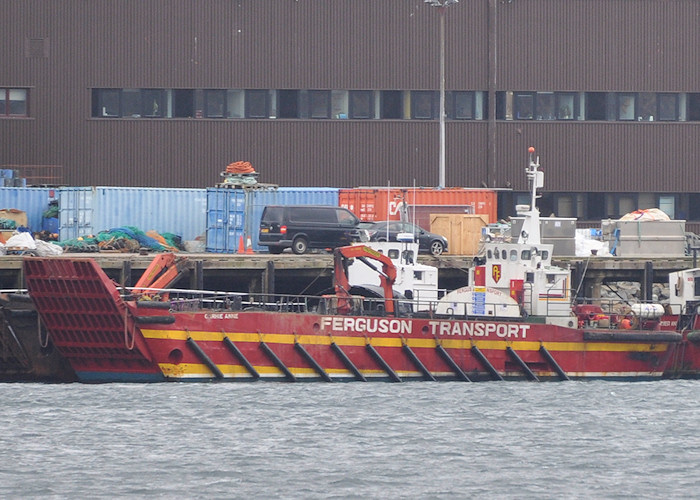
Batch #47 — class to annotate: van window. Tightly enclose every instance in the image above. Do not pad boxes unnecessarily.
[337,208,358,226]
[289,207,336,222]
[262,207,284,223]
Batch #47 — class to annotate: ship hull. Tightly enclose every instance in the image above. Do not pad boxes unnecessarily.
[23,257,688,383]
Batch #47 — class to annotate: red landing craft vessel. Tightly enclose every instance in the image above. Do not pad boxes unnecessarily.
[23,149,700,382]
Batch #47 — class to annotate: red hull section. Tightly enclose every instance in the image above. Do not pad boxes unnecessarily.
[23,256,698,383]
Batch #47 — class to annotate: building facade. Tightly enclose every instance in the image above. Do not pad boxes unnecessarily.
[2,0,700,223]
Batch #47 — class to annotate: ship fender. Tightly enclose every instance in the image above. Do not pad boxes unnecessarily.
[401,340,436,381]
[470,345,504,381]
[258,337,296,382]
[186,336,224,379]
[294,338,332,382]
[136,301,172,310]
[365,342,402,382]
[506,346,539,381]
[222,335,260,379]
[329,340,366,382]
[435,343,471,381]
[687,331,700,344]
[134,315,176,324]
[539,345,570,381]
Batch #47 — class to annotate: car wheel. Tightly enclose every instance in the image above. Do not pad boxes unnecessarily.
[377,237,387,242]
[292,236,308,254]
[430,240,444,256]
[268,247,283,255]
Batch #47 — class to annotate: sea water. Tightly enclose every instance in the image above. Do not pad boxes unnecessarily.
[0,380,697,499]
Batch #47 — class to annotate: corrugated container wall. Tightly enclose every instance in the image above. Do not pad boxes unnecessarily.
[58,187,207,242]
[339,188,497,227]
[0,187,57,231]
[206,187,339,253]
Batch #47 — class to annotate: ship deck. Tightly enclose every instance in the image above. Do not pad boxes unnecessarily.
[0,252,694,299]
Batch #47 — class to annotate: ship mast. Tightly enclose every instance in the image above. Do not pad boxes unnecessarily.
[517,147,544,245]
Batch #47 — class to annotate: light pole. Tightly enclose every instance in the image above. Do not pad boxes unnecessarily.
[425,0,458,189]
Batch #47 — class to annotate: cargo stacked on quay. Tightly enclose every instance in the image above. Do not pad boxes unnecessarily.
[20,149,700,382]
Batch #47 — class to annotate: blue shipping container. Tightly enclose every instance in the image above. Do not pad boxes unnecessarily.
[0,187,57,232]
[205,187,339,253]
[205,188,246,253]
[58,187,207,242]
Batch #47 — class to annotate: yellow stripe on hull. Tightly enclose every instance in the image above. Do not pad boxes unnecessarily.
[143,329,670,353]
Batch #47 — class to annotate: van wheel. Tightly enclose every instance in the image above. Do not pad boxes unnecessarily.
[292,237,308,254]
[430,240,445,256]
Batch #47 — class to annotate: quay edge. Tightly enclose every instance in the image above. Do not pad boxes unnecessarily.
[0,253,695,298]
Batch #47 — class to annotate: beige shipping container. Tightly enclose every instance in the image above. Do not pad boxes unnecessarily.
[430,214,488,255]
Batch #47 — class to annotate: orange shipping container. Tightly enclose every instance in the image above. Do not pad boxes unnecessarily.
[339,187,496,227]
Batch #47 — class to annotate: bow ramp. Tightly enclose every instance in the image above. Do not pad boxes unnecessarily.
[23,257,162,382]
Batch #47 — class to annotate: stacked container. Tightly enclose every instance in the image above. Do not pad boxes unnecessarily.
[339,187,497,227]
[206,187,340,253]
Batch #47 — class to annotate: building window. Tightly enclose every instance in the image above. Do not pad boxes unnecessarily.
[514,92,534,120]
[331,90,349,119]
[92,89,164,118]
[410,91,434,119]
[204,89,226,118]
[278,90,300,118]
[380,90,403,119]
[350,91,373,119]
[536,93,555,120]
[245,90,269,118]
[618,94,636,121]
[658,93,678,121]
[450,91,474,119]
[141,89,164,117]
[557,93,575,120]
[637,92,657,121]
[173,90,194,118]
[1,89,28,117]
[93,89,120,117]
[308,90,331,119]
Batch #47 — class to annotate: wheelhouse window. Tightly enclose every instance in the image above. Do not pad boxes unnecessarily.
[1,89,28,116]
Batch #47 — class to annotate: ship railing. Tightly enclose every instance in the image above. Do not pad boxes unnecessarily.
[124,286,325,314]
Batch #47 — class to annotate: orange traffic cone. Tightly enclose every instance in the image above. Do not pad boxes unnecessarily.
[246,236,254,254]
[238,235,245,254]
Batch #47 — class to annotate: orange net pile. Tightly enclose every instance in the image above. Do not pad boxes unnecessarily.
[226,161,255,174]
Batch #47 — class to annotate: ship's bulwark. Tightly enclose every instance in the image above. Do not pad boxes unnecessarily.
[23,257,684,383]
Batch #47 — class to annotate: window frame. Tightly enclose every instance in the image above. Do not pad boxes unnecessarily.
[2,88,29,117]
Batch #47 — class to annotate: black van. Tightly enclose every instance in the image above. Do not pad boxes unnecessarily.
[259,205,363,254]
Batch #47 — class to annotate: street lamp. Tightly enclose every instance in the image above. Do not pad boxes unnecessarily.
[425,0,458,189]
